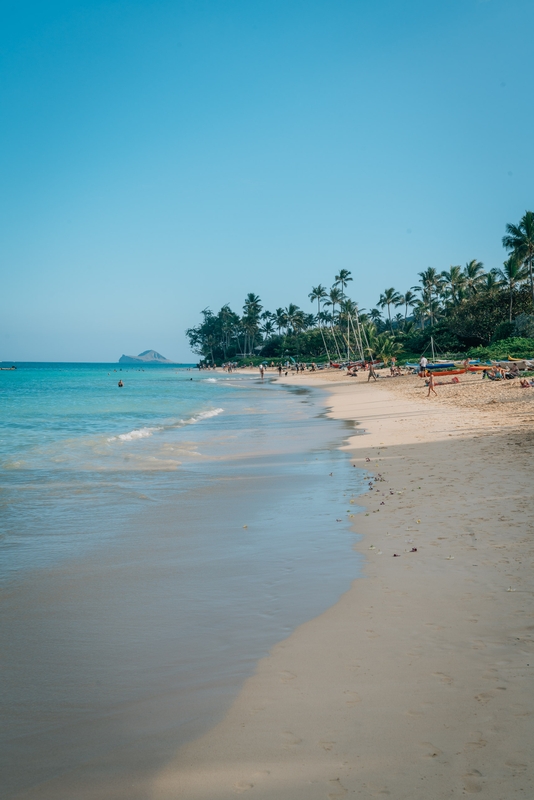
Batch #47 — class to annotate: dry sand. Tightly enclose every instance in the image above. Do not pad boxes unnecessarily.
[152,370,533,799]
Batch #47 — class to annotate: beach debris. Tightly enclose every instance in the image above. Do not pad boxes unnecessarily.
[336,519,342,522]
[416,519,421,524]
[380,501,385,505]
[507,587,516,592]
[446,555,454,560]
[410,547,418,552]
[243,525,248,529]
[366,457,370,462]
[377,550,383,555]
[369,545,375,549]
[393,553,400,557]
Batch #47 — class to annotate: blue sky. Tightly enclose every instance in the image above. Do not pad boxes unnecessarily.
[1,0,532,361]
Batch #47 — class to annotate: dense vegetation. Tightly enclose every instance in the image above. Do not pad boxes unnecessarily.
[186,211,534,365]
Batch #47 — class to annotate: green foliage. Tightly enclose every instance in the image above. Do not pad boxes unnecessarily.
[466,337,534,361]
[186,212,534,364]
[514,313,534,338]
[492,321,515,342]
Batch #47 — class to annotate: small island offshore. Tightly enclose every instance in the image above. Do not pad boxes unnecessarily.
[118,350,175,364]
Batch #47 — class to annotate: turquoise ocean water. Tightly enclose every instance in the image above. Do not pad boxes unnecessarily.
[0,363,365,798]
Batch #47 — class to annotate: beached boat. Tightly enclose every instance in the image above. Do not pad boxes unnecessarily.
[426,368,465,377]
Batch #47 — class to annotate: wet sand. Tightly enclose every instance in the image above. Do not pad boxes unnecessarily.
[152,370,533,798]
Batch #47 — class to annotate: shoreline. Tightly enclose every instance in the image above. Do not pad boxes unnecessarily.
[152,373,533,799]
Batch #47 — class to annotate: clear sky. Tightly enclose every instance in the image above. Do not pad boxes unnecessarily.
[1,0,532,362]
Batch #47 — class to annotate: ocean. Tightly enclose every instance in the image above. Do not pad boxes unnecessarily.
[0,363,365,798]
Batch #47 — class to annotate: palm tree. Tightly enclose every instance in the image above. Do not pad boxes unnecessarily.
[417,268,443,324]
[369,308,383,328]
[334,271,354,357]
[502,211,534,304]
[441,266,465,305]
[395,289,418,324]
[463,260,485,296]
[309,285,330,360]
[242,293,262,355]
[393,312,404,330]
[413,298,429,330]
[284,303,301,335]
[498,255,528,321]
[260,319,275,338]
[481,269,501,295]
[309,285,328,318]
[334,269,353,297]
[378,287,401,331]
[274,308,287,336]
[324,287,343,360]
[325,287,343,321]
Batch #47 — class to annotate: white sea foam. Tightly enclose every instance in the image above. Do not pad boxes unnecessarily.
[205,378,218,383]
[181,408,224,425]
[108,427,161,442]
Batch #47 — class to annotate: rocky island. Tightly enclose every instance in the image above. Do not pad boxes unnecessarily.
[118,350,175,364]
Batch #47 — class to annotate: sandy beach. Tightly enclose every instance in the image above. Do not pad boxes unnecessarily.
[152,369,533,799]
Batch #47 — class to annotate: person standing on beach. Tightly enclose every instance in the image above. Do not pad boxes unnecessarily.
[367,362,377,382]
[419,355,428,377]
[278,364,282,376]
[259,364,264,381]
[427,372,437,397]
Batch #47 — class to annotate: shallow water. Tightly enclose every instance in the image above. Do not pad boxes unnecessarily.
[0,365,365,798]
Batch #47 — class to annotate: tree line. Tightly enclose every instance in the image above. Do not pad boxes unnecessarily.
[186,211,534,364]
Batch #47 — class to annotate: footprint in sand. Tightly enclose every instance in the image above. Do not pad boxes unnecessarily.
[432,672,453,685]
[474,692,495,704]
[419,741,443,758]
[344,691,361,706]
[462,769,483,793]
[504,760,527,773]
[463,737,487,752]
[281,731,302,746]
[327,778,348,798]
[363,782,390,796]
[279,670,297,683]
[234,781,254,793]
[320,741,336,751]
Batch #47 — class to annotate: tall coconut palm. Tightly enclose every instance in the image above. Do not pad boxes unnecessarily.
[502,211,534,304]
[260,319,275,338]
[284,303,301,335]
[325,287,343,321]
[498,255,528,321]
[369,308,383,328]
[413,298,429,330]
[334,269,353,297]
[378,287,401,331]
[309,285,328,318]
[274,308,287,336]
[482,269,501,295]
[324,287,343,359]
[463,260,485,296]
[334,271,354,356]
[309,284,330,360]
[417,268,443,324]
[441,265,466,305]
[395,289,417,325]
[242,293,262,355]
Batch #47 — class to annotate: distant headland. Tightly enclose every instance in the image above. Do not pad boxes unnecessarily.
[119,350,175,364]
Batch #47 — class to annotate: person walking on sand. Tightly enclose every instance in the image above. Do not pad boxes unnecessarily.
[367,362,377,382]
[259,364,264,381]
[278,364,282,377]
[419,355,428,377]
[427,372,437,397]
